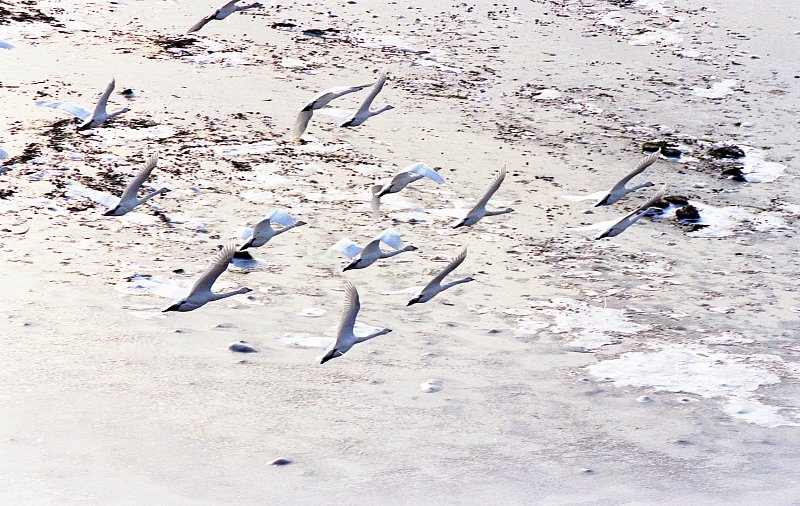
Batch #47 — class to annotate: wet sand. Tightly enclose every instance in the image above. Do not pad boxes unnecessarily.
[1,0,799,503]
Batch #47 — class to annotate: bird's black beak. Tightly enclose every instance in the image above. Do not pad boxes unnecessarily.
[320,348,340,364]
[342,263,354,272]
[103,208,118,216]
[407,297,420,306]
[163,304,179,313]
[453,222,464,229]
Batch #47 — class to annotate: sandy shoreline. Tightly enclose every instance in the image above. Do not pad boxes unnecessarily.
[1,0,799,503]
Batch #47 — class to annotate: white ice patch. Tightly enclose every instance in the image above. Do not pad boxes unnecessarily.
[277,333,333,349]
[543,298,649,351]
[95,125,177,145]
[518,298,648,350]
[589,345,779,396]
[629,29,683,46]
[531,89,562,100]
[739,146,786,183]
[589,344,800,427]
[692,79,736,99]
[116,274,188,301]
[724,399,800,428]
[213,141,278,158]
[290,142,350,155]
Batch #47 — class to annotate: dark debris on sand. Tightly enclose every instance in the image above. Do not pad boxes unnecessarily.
[0,4,63,27]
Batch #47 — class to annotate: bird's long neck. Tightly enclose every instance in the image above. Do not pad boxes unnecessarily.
[211,287,249,301]
[628,182,653,192]
[381,247,412,258]
[108,107,129,119]
[356,328,391,344]
[136,187,168,205]
[368,105,392,118]
[485,208,513,217]
[442,277,474,290]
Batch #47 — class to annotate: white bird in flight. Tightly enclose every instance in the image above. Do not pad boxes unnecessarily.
[407,247,474,305]
[333,229,417,271]
[594,150,660,207]
[163,239,252,312]
[238,210,306,250]
[340,71,394,127]
[596,184,667,239]
[371,163,444,218]
[104,152,169,216]
[36,78,129,130]
[320,281,392,364]
[187,1,263,34]
[453,165,513,228]
[289,83,372,141]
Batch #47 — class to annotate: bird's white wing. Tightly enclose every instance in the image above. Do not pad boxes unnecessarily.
[268,209,297,228]
[604,184,667,234]
[473,165,507,209]
[634,183,667,213]
[91,79,116,118]
[0,148,8,160]
[289,108,313,140]
[0,39,14,49]
[187,9,218,33]
[408,163,445,184]
[355,71,388,115]
[66,182,120,209]
[315,108,354,120]
[36,100,92,121]
[610,150,660,191]
[312,84,372,109]
[190,239,237,294]
[332,238,363,259]
[375,229,405,251]
[423,247,468,291]
[370,185,383,219]
[120,152,159,203]
[336,281,360,338]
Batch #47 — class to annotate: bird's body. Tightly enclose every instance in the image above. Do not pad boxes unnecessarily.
[371,163,444,218]
[408,247,474,305]
[453,165,513,228]
[341,71,393,127]
[36,79,129,130]
[290,84,372,140]
[239,210,306,250]
[163,240,252,312]
[333,230,417,271]
[187,1,263,33]
[594,150,660,207]
[597,184,667,239]
[104,152,169,216]
[320,282,391,364]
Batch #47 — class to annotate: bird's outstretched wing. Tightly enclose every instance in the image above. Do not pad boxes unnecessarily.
[36,100,92,121]
[355,71,388,115]
[92,79,116,118]
[336,281,360,338]
[609,150,660,192]
[190,239,238,294]
[422,247,467,292]
[471,165,506,211]
[120,152,159,203]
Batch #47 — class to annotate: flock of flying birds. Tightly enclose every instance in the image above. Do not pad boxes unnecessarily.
[0,0,669,363]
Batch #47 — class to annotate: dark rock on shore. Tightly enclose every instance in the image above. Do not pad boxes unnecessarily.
[709,145,745,159]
